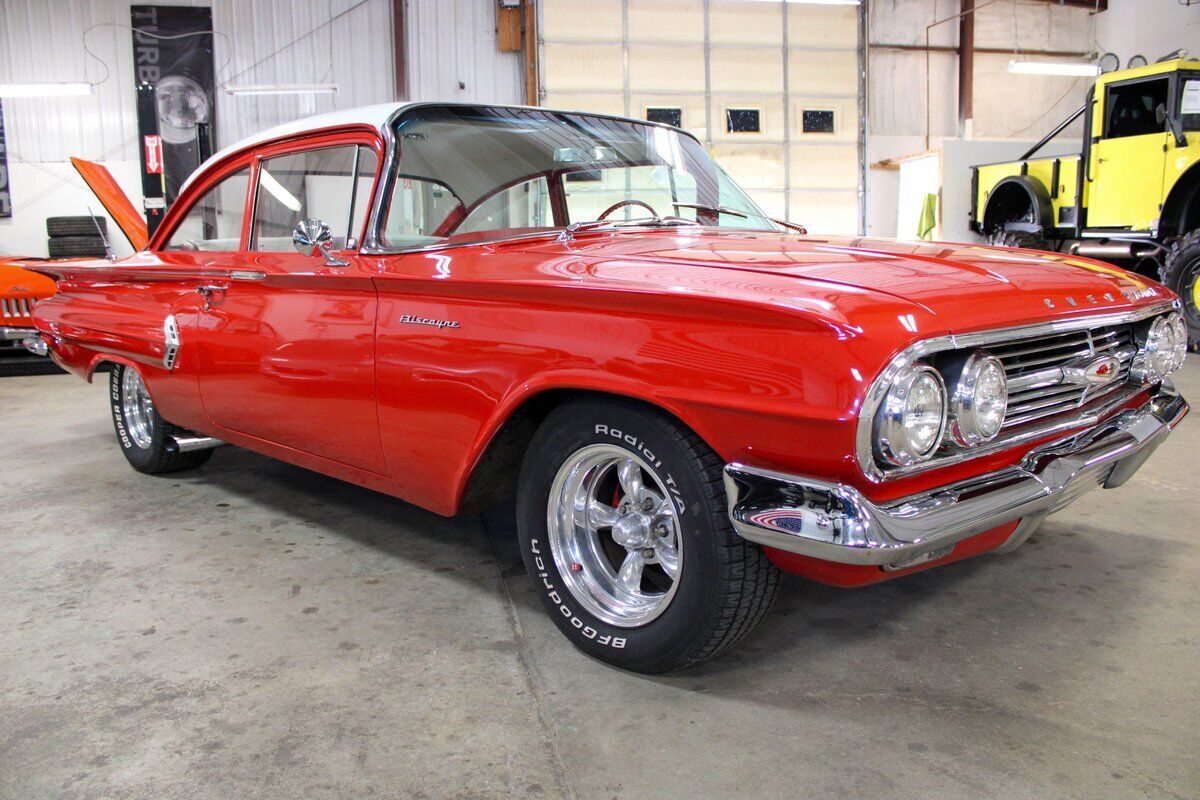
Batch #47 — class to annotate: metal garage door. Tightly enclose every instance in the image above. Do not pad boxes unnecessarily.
[538,0,864,234]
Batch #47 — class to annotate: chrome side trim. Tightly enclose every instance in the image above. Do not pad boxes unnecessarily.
[855,300,1179,482]
[729,384,1187,567]
[162,315,181,371]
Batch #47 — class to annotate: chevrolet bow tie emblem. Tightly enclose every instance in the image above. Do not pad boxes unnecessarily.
[1062,354,1121,387]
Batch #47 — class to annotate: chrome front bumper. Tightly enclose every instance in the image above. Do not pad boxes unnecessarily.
[0,326,33,341]
[724,384,1188,568]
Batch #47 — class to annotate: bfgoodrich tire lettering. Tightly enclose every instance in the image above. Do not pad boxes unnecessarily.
[109,364,214,474]
[517,397,779,673]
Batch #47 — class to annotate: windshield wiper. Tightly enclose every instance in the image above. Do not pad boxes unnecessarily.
[555,215,698,243]
[671,202,807,234]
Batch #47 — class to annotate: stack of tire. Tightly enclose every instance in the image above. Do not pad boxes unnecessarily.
[46,216,109,259]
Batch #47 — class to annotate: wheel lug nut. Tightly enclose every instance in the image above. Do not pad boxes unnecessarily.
[641,548,655,557]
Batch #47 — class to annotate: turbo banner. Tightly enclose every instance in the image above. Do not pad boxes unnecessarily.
[130,5,216,206]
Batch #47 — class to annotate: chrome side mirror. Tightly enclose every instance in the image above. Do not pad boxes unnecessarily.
[293,218,348,266]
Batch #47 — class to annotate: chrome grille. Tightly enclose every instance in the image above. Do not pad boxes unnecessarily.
[989,324,1134,431]
[1,297,36,319]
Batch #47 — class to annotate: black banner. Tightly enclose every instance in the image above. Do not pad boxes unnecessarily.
[0,100,11,219]
[130,5,216,206]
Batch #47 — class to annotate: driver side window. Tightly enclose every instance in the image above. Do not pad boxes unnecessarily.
[163,168,250,251]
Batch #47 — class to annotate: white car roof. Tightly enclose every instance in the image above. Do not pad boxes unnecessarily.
[179,102,410,195]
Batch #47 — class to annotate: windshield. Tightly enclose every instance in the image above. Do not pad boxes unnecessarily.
[380,105,781,249]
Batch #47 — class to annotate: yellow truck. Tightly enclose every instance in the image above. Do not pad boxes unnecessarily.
[970,56,1200,347]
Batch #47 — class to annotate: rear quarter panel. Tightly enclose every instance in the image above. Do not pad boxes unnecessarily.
[30,255,209,432]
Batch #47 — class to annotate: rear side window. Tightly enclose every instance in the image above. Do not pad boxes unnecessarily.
[251,145,377,252]
[1104,78,1169,139]
[163,168,250,251]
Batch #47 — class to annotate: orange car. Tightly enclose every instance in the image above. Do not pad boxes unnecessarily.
[1,258,57,369]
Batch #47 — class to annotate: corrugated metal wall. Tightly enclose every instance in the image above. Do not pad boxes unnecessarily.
[869,0,1095,140]
[404,0,524,104]
[0,0,394,164]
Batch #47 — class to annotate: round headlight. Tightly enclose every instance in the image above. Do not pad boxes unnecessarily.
[875,363,947,466]
[949,351,1008,446]
[1140,315,1178,381]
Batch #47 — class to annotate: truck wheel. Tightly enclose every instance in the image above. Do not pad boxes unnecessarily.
[987,228,1047,251]
[110,364,214,474]
[516,397,779,673]
[1163,230,1200,351]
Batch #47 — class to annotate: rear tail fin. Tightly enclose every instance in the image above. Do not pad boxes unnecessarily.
[69,157,149,251]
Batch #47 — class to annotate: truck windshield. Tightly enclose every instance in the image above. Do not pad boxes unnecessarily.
[380,105,781,249]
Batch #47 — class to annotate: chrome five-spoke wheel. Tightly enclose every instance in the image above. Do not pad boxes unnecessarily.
[121,366,156,449]
[547,444,683,627]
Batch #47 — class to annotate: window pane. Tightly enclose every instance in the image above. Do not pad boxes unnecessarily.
[163,168,249,251]
[348,147,380,247]
[458,177,552,234]
[383,177,464,248]
[1104,79,1168,139]
[380,105,782,246]
[1179,77,1200,130]
[563,165,696,222]
[252,145,358,251]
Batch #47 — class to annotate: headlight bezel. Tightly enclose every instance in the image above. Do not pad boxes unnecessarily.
[873,362,948,467]
[947,350,1009,446]
[1134,313,1186,383]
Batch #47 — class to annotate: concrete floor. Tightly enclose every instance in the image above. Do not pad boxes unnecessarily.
[2,361,1198,800]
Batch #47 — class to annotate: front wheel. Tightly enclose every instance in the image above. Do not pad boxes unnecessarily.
[516,398,779,673]
[1163,230,1200,351]
[109,364,213,474]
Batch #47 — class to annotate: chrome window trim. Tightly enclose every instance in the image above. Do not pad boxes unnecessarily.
[856,300,1180,482]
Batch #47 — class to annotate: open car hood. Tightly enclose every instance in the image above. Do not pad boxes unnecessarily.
[70,157,148,251]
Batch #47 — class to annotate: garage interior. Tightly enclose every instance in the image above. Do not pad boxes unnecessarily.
[2,1,1199,799]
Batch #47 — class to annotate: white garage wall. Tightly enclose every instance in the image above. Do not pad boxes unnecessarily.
[0,0,393,256]
[1095,0,1200,65]
[539,0,865,235]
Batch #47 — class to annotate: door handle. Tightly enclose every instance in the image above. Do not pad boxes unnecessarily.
[196,283,229,311]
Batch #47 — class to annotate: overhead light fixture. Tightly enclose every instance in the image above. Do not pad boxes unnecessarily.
[0,82,92,98]
[225,83,339,96]
[1007,59,1100,77]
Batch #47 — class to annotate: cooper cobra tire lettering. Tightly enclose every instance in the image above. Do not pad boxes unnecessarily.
[528,537,626,649]
[111,375,134,450]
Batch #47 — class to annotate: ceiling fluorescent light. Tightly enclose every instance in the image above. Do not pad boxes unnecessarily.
[741,0,860,4]
[0,82,92,98]
[226,83,339,96]
[1007,59,1100,77]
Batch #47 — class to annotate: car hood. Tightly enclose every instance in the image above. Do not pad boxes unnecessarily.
[558,230,1171,331]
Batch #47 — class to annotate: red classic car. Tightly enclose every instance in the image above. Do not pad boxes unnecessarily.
[29,103,1190,672]
[1,258,56,371]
